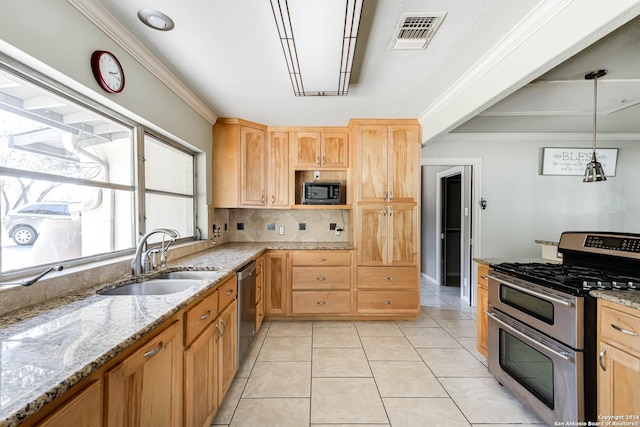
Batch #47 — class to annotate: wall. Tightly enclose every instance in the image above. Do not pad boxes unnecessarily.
[0,0,214,217]
[423,134,640,258]
[228,209,350,243]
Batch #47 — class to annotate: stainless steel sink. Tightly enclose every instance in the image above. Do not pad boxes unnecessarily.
[156,270,218,280]
[99,279,199,296]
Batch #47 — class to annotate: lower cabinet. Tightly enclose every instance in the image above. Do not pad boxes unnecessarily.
[105,321,181,427]
[355,266,419,315]
[35,380,102,427]
[265,251,290,316]
[476,262,489,358]
[597,299,640,417]
[218,299,238,401]
[183,276,238,427]
[255,256,265,332]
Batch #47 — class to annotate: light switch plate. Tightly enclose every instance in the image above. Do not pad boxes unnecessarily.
[279,226,285,235]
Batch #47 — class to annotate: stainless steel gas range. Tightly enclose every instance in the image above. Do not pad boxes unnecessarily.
[486,231,640,426]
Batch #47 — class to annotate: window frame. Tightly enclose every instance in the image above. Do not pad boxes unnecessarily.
[0,54,198,279]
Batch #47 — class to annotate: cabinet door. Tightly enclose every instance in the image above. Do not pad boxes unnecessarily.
[267,131,290,207]
[356,205,386,266]
[321,131,349,168]
[598,341,640,417]
[388,125,419,203]
[476,284,488,358]
[105,321,180,427]
[36,380,102,427]
[184,322,217,427]
[356,125,387,202]
[240,126,266,206]
[255,256,265,333]
[387,204,418,266]
[218,299,238,401]
[291,131,321,168]
[264,251,290,316]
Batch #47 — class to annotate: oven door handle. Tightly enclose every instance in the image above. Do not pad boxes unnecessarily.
[485,311,574,363]
[486,274,573,307]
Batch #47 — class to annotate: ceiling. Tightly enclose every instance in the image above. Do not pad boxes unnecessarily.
[69,1,640,138]
[455,14,640,134]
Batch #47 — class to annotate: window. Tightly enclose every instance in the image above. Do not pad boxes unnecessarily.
[0,61,196,274]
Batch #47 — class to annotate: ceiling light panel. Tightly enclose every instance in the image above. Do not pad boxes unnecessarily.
[269,0,363,96]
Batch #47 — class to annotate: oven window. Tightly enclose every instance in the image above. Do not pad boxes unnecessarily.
[500,285,554,324]
[500,329,554,409]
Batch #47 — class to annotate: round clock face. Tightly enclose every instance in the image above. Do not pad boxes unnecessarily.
[91,50,125,93]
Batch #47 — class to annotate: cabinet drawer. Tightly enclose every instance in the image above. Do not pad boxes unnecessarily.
[357,290,419,314]
[600,303,640,353]
[291,251,351,266]
[292,267,351,290]
[184,290,218,345]
[292,291,351,314]
[218,276,238,312]
[477,264,489,289]
[357,266,417,289]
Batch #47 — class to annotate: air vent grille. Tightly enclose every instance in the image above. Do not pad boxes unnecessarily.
[392,12,446,50]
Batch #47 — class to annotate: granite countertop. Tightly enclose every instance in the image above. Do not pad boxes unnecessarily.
[590,290,640,311]
[0,241,352,426]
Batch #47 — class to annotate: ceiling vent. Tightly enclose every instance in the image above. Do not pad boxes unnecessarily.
[392,12,447,50]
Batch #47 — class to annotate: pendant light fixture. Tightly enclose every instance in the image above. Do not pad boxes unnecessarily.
[583,69,607,182]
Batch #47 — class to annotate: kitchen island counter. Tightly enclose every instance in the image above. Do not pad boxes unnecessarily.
[0,241,352,426]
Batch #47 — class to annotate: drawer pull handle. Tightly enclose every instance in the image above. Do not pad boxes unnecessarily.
[317,156,320,165]
[316,301,327,305]
[258,313,263,318]
[383,277,392,281]
[220,319,226,337]
[383,301,393,305]
[200,310,211,320]
[215,324,222,342]
[611,324,638,336]
[144,342,163,358]
[271,195,275,204]
[226,289,234,296]
[316,277,326,281]
[322,156,326,165]
[257,287,261,291]
[316,258,326,262]
[599,348,607,371]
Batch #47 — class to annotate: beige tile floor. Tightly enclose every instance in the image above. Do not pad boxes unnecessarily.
[212,279,546,427]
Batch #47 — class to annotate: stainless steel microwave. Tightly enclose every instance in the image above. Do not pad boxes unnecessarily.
[302,182,342,204]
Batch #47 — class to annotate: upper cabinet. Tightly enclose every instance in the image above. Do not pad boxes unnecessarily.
[213,119,288,208]
[290,129,349,169]
[352,122,420,204]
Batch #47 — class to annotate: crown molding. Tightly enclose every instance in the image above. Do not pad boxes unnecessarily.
[433,132,640,142]
[67,0,218,124]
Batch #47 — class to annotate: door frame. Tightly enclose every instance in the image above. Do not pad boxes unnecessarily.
[422,157,482,306]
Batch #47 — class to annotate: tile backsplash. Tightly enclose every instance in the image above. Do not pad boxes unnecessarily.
[228,209,349,242]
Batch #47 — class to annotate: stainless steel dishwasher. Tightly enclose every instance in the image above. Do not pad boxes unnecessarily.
[237,260,256,366]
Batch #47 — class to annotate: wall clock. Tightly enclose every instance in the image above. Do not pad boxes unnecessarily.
[91,50,125,93]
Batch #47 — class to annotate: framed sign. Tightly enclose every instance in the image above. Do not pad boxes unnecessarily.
[541,148,618,176]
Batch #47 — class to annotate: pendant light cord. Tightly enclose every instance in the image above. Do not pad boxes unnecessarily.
[592,74,598,161]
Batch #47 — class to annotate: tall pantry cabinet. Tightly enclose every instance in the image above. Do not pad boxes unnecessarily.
[350,119,421,316]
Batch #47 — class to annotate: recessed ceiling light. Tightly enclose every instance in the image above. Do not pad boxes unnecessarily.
[138,8,175,31]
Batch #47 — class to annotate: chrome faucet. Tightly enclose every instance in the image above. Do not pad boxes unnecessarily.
[131,228,179,275]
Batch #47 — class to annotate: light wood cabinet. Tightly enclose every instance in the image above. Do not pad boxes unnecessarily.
[213,119,288,208]
[105,321,181,427]
[356,203,417,266]
[184,321,218,427]
[290,130,348,169]
[35,380,102,427]
[265,251,290,316]
[476,262,489,358]
[352,119,421,318]
[290,250,352,315]
[353,123,420,204]
[597,299,640,418]
[267,131,290,207]
[217,299,238,400]
[255,256,265,332]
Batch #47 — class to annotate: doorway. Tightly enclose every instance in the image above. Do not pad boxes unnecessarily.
[441,173,461,286]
